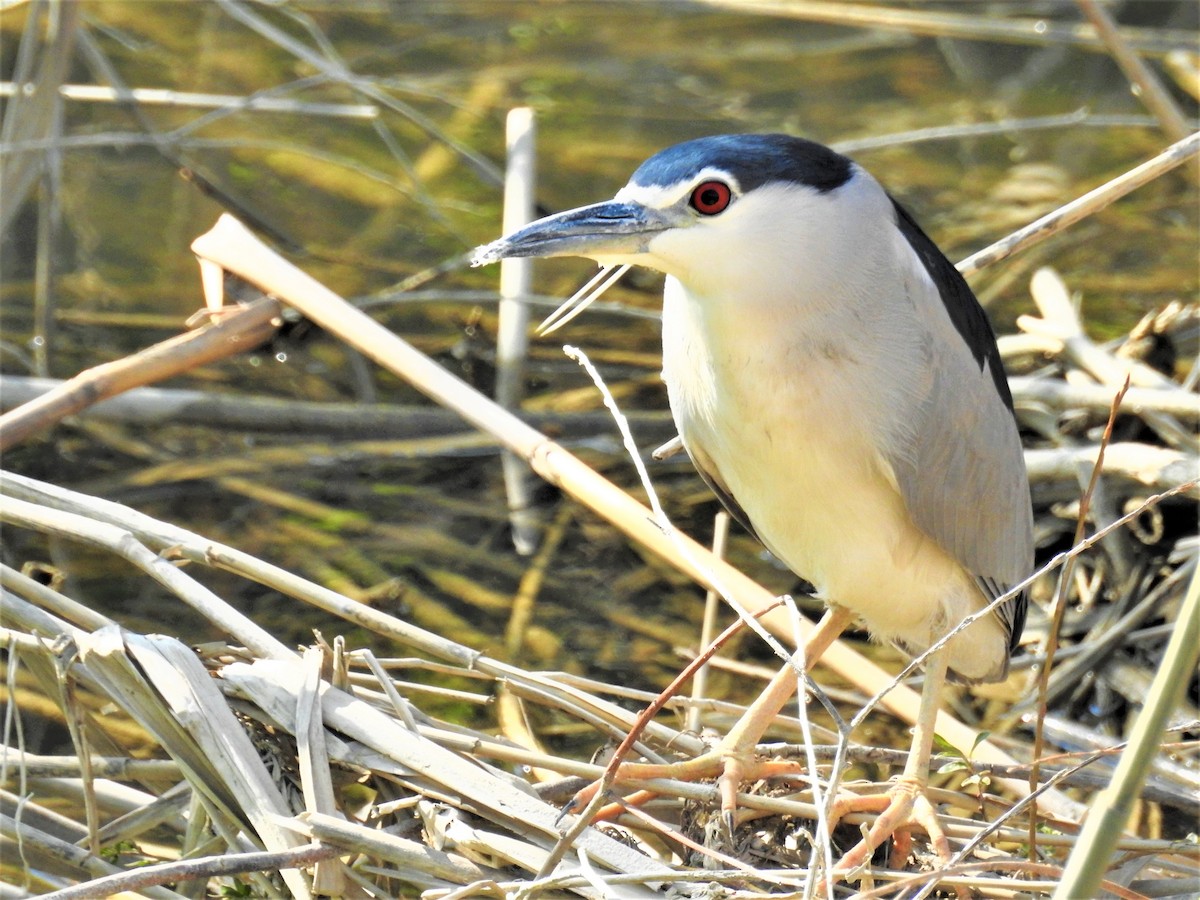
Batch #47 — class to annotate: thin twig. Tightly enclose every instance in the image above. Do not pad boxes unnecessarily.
[39,842,337,900]
[1030,376,1130,857]
[957,132,1200,275]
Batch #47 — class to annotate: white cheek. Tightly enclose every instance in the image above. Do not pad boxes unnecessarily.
[644,226,705,280]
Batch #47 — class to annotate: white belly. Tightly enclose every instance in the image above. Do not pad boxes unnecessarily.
[661,278,1006,680]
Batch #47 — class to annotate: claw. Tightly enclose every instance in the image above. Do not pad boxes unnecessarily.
[555,797,581,825]
[720,809,736,843]
[717,754,748,820]
[816,776,963,897]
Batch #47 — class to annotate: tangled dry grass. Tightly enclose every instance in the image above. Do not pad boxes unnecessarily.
[2,211,1197,897]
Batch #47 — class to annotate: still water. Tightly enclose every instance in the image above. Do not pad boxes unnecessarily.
[2,1,1197,742]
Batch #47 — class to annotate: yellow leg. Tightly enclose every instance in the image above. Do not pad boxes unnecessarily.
[720,605,853,750]
[826,646,955,883]
[576,612,963,896]
[569,605,853,815]
[715,606,854,813]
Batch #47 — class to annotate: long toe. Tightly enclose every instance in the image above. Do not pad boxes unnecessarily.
[823,776,957,891]
[569,747,807,828]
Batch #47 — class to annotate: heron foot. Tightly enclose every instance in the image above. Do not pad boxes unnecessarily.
[819,776,964,897]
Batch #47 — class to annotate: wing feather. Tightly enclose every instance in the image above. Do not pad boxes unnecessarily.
[886,199,1033,651]
[684,439,760,543]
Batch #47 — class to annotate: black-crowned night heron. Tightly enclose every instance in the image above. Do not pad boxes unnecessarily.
[473,133,1032,881]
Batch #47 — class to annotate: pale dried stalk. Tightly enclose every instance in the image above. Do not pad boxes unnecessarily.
[38,842,336,900]
[1009,376,1200,423]
[0,470,701,760]
[296,811,501,884]
[0,812,184,900]
[1024,443,1198,496]
[77,628,313,898]
[294,646,346,895]
[188,213,1069,816]
[222,656,673,887]
[958,132,1199,275]
[0,296,281,452]
[0,752,180,780]
[0,495,292,660]
[497,106,539,553]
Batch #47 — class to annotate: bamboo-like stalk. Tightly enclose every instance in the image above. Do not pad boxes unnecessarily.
[0,297,281,452]
[187,213,1076,818]
[497,107,539,553]
[1054,564,1200,899]
[1,563,113,631]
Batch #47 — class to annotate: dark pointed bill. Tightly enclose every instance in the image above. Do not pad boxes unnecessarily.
[471,199,672,335]
[470,200,670,267]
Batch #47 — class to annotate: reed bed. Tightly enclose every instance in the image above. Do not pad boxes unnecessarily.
[2,202,1197,897]
[2,2,1198,898]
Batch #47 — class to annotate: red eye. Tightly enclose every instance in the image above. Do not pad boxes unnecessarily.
[689,180,732,215]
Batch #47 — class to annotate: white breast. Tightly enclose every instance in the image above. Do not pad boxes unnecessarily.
[657,185,1008,680]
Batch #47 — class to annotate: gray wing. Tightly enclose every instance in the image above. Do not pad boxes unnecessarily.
[887,200,1033,650]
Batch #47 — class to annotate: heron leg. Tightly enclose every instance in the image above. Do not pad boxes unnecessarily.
[713,605,853,815]
[568,605,853,819]
[822,645,958,891]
